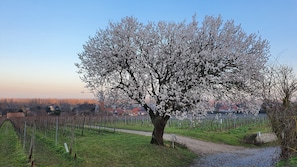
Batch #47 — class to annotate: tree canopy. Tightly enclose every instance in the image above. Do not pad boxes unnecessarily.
[76,15,270,145]
[77,15,269,115]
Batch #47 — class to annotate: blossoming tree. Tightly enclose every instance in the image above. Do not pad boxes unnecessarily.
[76,15,270,145]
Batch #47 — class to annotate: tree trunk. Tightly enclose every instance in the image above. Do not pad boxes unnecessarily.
[282,95,290,108]
[142,104,170,145]
[280,147,290,160]
[150,115,169,145]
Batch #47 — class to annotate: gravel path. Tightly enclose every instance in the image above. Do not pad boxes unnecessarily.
[94,127,281,167]
[189,147,280,167]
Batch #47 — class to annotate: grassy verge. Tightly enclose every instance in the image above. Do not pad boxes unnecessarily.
[75,130,195,167]
[276,157,297,167]
[0,120,28,167]
[167,123,273,146]
[28,127,196,167]
[111,122,273,146]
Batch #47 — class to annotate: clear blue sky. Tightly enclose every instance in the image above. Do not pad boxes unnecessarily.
[1,0,296,99]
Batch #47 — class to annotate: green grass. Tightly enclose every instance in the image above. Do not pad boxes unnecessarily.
[75,130,195,167]
[5,116,273,166]
[27,126,196,167]
[166,123,272,146]
[0,120,28,167]
[32,133,82,167]
[111,121,273,146]
[275,149,297,167]
[276,157,297,167]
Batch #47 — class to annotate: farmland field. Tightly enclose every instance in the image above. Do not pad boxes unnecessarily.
[2,116,196,167]
[0,113,276,167]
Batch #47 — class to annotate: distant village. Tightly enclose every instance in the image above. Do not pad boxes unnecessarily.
[0,98,266,119]
[0,98,149,119]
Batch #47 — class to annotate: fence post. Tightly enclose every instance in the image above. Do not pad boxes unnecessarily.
[171,134,177,148]
[23,121,26,150]
[64,143,69,153]
[81,117,86,136]
[69,118,75,155]
[63,118,67,135]
[113,116,116,133]
[55,117,59,146]
[28,121,36,164]
[220,119,223,131]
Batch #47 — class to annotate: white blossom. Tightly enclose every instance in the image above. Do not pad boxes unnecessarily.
[76,15,270,119]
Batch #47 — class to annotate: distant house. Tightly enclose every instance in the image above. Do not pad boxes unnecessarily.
[95,102,105,113]
[46,105,61,115]
[105,107,125,116]
[214,103,238,113]
[47,106,55,112]
[7,112,25,119]
[72,103,97,115]
[114,108,124,115]
[18,107,31,116]
[131,107,147,116]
